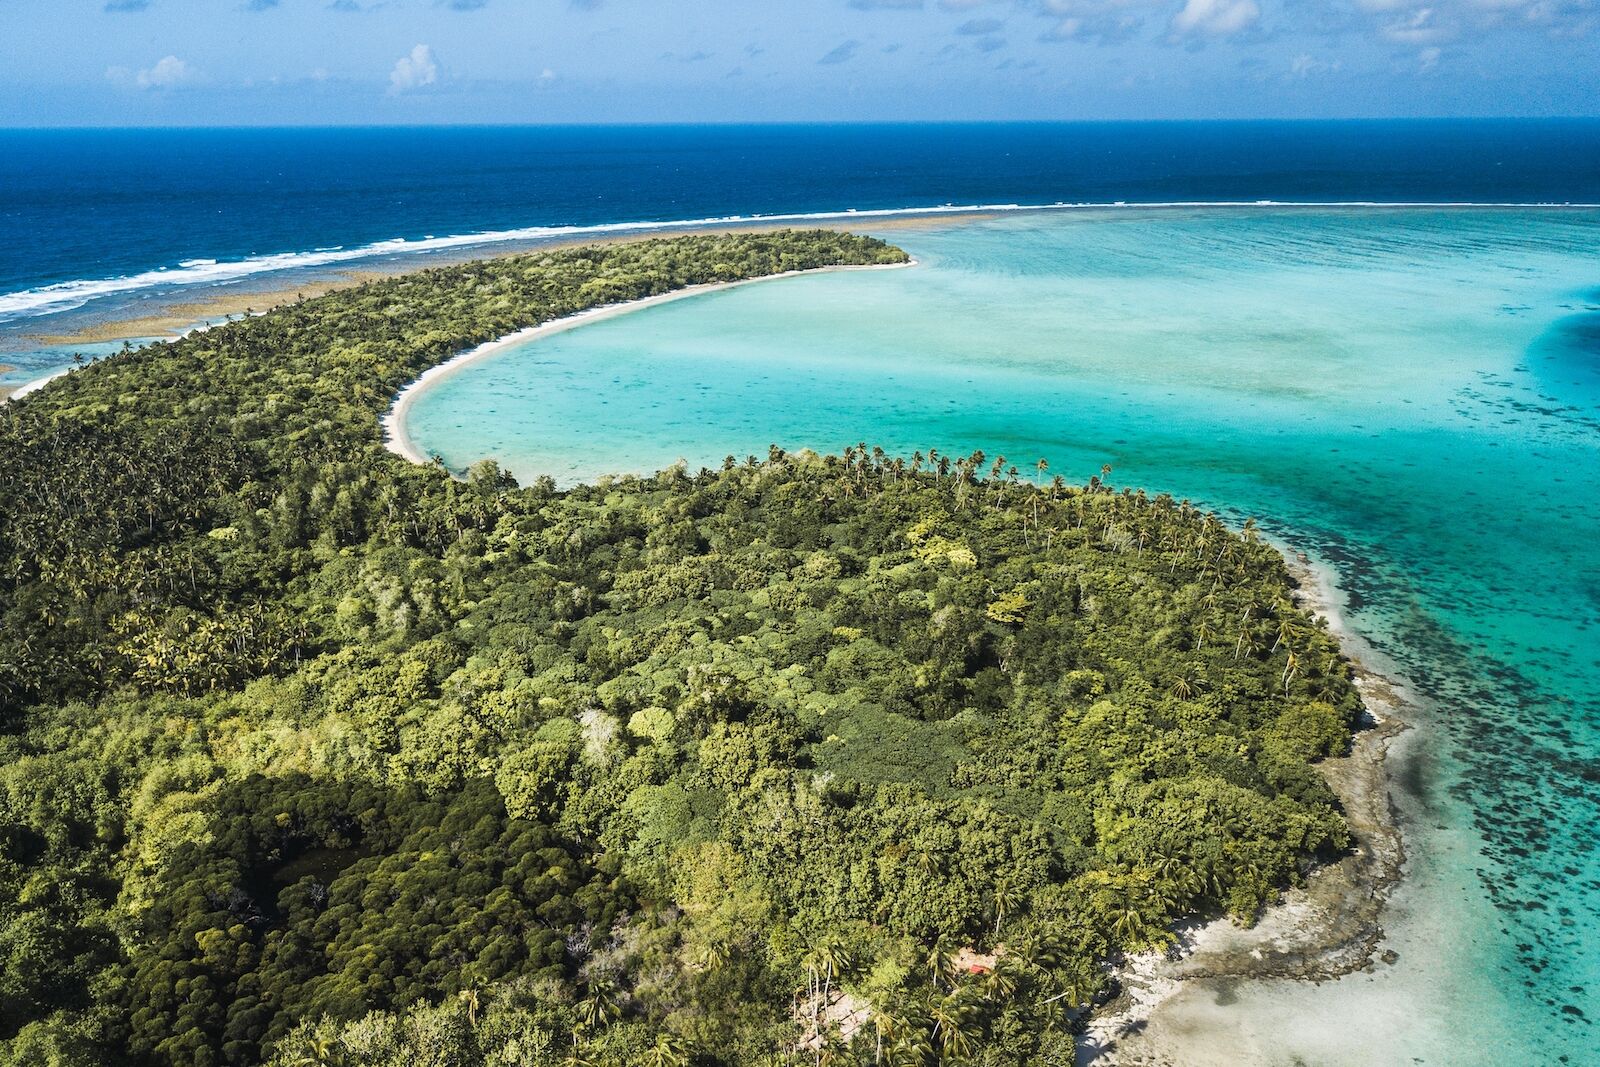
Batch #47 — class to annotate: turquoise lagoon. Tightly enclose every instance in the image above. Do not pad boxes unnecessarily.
[404,208,1600,1063]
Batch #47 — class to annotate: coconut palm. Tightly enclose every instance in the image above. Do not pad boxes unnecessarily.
[458,986,481,1027]
[646,1034,690,1067]
[990,876,1024,936]
[575,980,620,1036]
[888,1029,935,1067]
[979,957,1020,1003]
[870,1005,908,1066]
[923,936,955,990]
[928,990,978,1061]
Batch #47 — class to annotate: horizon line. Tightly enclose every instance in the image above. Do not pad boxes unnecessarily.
[5,115,1600,132]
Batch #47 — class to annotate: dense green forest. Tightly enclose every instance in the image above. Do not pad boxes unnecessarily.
[0,231,1360,1066]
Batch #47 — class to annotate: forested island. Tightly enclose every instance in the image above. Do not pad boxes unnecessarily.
[1,231,1363,1067]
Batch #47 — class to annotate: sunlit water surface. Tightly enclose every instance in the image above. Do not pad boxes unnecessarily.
[408,208,1600,1063]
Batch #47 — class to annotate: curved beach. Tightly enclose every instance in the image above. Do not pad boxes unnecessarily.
[382,260,914,466]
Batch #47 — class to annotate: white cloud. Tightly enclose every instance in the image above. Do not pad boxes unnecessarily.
[139,55,194,89]
[388,44,438,93]
[1354,0,1594,51]
[1418,44,1442,68]
[1035,0,1152,42]
[539,68,557,81]
[1171,0,1260,35]
[1383,7,1451,42]
[1042,15,1085,36]
[112,55,196,90]
[1290,52,1342,75]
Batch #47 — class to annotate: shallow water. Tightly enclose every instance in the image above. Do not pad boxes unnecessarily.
[407,207,1600,1062]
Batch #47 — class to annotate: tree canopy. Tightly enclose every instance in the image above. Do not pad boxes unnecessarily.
[0,231,1360,1067]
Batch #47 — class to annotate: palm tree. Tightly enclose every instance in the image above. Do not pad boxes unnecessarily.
[575,979,620,1038]
[817,938,853,1021]
[1152,854,1198,900]
[1271,606,1300,653]
[1111,896,1153,947]
[928,990,977,1061]
[1038,965,1093,1012]
[458,986,481,1027]
[803,937,854,1045]
[990,876,1024,936]
[291,1036,347,1067]
[1234,605,1256,660]
[870,1006,901,1065]
[888,1028,934,1067]
[696,936,733,971]
[923,936,954,990]
[980,957,1020,1003]
[645,1033,690,1067]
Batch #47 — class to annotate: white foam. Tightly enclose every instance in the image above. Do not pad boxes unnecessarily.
[3,199,1596,324]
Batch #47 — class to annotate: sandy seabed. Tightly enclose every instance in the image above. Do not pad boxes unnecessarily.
[381,260,914,467]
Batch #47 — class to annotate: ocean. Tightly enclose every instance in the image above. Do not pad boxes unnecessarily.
[5,123,1600,1062]
[4,120,1600,384]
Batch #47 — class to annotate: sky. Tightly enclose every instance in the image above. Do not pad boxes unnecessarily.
[0,0,1595,125]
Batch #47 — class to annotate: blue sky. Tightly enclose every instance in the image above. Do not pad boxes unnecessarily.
[1,0,1595,124]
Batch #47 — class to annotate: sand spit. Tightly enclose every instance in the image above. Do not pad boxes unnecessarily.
[26,218,960,351]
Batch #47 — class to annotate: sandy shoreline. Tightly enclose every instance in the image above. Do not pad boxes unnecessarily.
[28,218,968,351]
[2,368,69,404]
[27,271,387,346]
[1078,546,1409,1065]
[381,260,914,466]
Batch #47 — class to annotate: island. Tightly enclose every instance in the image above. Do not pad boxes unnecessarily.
[0,230,1374,1067]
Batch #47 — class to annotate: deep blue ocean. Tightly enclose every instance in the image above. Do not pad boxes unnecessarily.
[2,120,1599,305]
